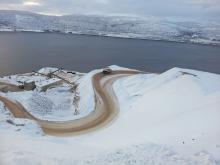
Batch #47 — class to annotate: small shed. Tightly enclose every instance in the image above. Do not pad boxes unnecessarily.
[19,81,36,90]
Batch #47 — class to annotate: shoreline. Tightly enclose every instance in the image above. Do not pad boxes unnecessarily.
[1,30,219,47]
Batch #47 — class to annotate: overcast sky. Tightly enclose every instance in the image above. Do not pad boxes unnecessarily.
[0,0,219,19]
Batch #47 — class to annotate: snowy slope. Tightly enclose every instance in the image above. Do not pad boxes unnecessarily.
[0,66,220,164]
[0,10,220,46]
[113,68,220,158]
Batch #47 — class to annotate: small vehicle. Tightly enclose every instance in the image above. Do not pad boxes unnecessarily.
[102,68,112,74]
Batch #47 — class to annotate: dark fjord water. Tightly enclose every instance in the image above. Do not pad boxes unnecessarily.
[0,32,220,75]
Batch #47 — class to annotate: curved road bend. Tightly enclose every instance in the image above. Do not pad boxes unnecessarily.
[0,70,140,136]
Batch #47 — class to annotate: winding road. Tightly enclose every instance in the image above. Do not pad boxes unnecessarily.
[0,70,139,136]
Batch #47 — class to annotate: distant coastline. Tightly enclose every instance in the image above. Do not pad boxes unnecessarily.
[1,30,220,47]
[1,10,220,46]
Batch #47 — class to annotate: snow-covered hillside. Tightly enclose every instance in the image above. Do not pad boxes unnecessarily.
[0,66,220,164]
[0,10,220,46]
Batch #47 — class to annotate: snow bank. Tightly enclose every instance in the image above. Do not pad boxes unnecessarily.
[113,67,220,159]
[5,86,78,121]
[77,65,130,118]
[0,142,216,165]
[76,69,99,117]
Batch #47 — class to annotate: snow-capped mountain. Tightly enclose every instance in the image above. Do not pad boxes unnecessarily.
[0,10,220,46]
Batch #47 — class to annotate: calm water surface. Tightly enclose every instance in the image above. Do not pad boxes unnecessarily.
[0,32,220,75]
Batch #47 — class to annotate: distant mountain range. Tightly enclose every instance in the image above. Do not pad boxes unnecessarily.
[0,10,220,46]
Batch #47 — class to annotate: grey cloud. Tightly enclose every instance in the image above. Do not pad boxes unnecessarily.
[0,0,219,19]
[0,0,23,4]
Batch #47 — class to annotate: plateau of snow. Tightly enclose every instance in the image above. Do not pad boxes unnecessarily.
[0,66,220,164]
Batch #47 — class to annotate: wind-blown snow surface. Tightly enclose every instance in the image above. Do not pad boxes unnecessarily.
[114,68,220,158]
[0,67,220,164]
[0,10,220,46]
